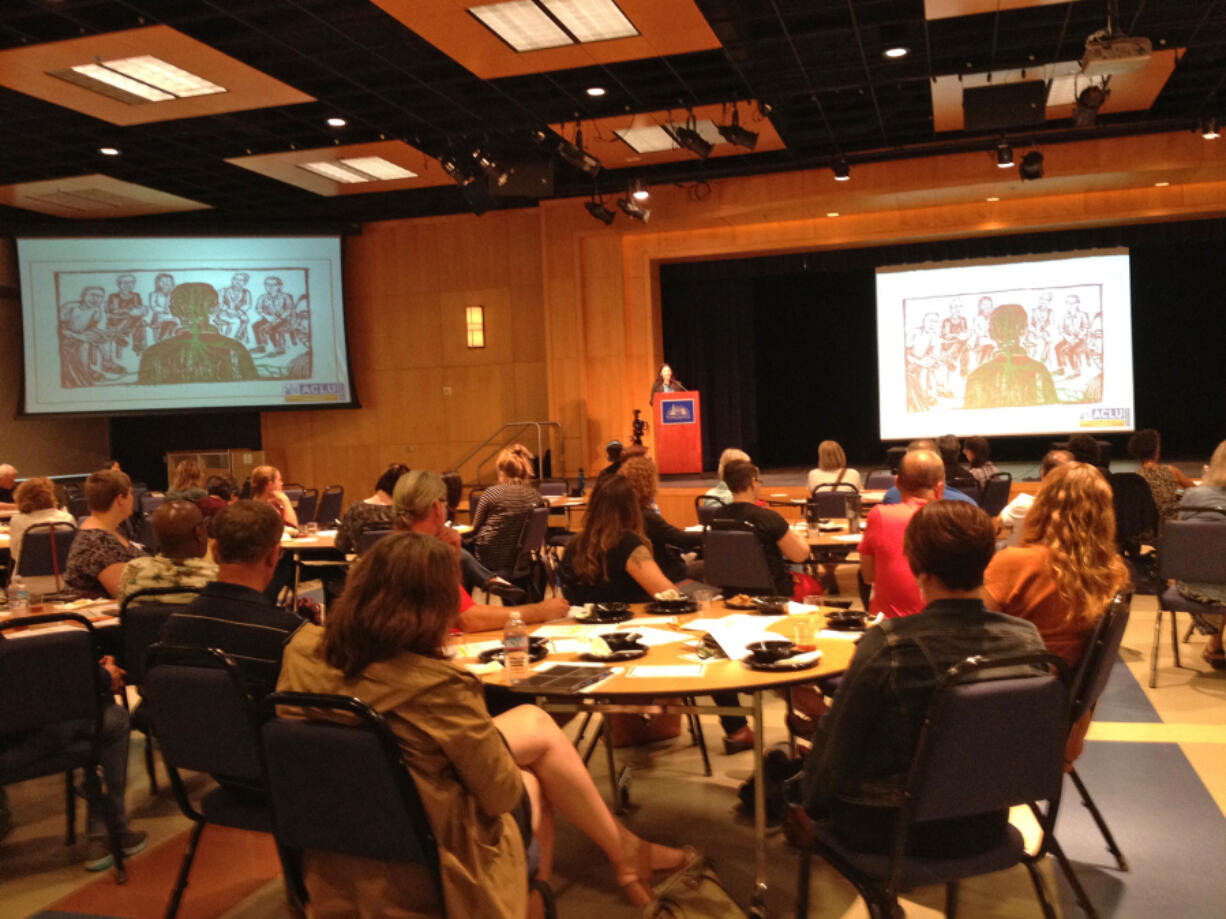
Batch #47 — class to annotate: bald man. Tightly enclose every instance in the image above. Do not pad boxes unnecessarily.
[859,450,945,619]
[116,500,218,604]
[0,464,17,511]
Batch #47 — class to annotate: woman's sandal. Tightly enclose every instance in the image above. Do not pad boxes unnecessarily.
[1202,647,1226,671]
[616,838,699,907]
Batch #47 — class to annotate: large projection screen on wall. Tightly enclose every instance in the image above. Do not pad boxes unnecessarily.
[18,236,353,415]
[875,249,1134,440]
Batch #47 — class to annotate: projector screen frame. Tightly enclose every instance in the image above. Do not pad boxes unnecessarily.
[14,233,361,419]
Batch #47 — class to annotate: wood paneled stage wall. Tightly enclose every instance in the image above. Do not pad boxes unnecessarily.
[262,131,1226,500]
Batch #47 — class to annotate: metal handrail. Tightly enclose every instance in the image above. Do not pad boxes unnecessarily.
[449,421,564,487]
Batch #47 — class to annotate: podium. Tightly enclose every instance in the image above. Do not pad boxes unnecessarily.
[654,391,703,474]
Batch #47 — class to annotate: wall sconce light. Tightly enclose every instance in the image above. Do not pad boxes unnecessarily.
[466,306,485,348]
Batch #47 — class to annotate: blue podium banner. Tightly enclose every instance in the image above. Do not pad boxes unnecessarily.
[660,397,696,425]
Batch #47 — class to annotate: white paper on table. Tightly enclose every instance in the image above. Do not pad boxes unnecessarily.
[690,613,786,660]
[625,664,705,678]
[616,626,687,647]
[787,601,821,615]
[777,650,823,665]
[453,639,502,658]
[533,623,603,639]
[816,630,862,641]
[546,638,590,655]
[833,534,862,543]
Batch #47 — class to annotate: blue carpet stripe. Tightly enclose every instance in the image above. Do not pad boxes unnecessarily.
[1092,658,1163,723]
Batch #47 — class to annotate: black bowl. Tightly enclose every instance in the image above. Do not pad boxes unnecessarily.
[645,598,698,615]
[824,611,868,631]
[477,637,549,666]
[751,596,791,615]
[580,631,648,662]
[575,602,633,623]
[745,639,796,663]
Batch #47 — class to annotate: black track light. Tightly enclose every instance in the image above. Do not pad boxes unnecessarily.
[1074,84,1109,127]
[717,108,758,150]
[1019,150,1044,181]
[617,196,651,223]
[585,199,615,224]
[665,119,714,159]
[996,143,1014,168]
[557,128,601,176]
[1201,116,1221,140]
[833,157,850,181]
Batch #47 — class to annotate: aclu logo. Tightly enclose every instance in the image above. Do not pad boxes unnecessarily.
[1079,407,1130,428]
[283,382,346,403]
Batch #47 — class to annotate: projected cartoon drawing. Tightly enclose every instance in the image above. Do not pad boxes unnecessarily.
[902,282,1104,412]
[54,267,312,388]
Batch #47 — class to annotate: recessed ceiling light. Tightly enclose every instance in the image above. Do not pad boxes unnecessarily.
[826,211,840,217]
[98,146,121,156]
[630,179,649,201]
[586,86,606,97]
[469,1,574,51]
[883,46,909,59]
[833,157,850,181]
[52,55,225,104]
[326,117,347,127]
[1154,181,1170,187]
[339,156,418,180]
[986,196,1000,201]
[1201,116,1220,140]
[540,0,638,43]
[299,161,372,184]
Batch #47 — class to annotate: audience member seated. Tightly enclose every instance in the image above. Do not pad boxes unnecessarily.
[117,500,218,605]
[333,462,409,555]
[712,460,811,598]
[471,444,545,572]
[937,433,979,493]
[703,448,750,504]
[0,649,146,869]
[797,500,1046,856]
[996,450,1071,547]
[560,475,678,604]
[597,439,625,480]
[964,435,999,488]
[161,500,303,698]
[1068,432,1105,468]
[64,469,147,598]
[394,470,567,630]
[1129,428,1195,519]
[1172,439,1226,670]
[196,473,239,522]
[164,458,206,503]
[984,462,1128,764]
[619,455,702,583]
[0,463,17,511]
[277,532,688,915]
[250,464,298,529]
[880,440,975,505]
[860,450,945,618]
[8,476,76,594]
[806,440,861,494]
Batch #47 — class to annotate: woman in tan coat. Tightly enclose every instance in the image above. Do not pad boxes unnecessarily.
[278,532,686,918]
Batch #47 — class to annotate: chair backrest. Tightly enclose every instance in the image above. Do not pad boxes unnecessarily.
[282,485,305,509]
[469,486,486,512]
[140,492,165,518]
[808,483,859,521]
[702,525,776,593]
[261,693,441,875]
[440,474,463,518]
[295,488,319,525]
[315,486,344,527]
[240,478,252,499]
[1069,591,1132,726]
[977,471,1013,517]
[1110,472,1159,553]
[509,506,552,579]
[864,468,895,490]
[0,614,101,735]
[143,644,264,785]
[537,478,568,498]
[1158,514,1226,582]
[15,521,79,589]
[694,494,726,527]
[68,494,90,521]
[357,524,395,554]
[118,586,203,686]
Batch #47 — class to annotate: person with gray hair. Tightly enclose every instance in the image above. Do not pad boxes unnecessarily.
[393,470,567,631]
[704,447,750,504]
[0,463,16,511]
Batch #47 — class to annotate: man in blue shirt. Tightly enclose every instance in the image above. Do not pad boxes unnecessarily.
[881,439,977,506]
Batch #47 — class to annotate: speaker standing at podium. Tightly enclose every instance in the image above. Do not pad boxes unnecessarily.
[649,363,687,405]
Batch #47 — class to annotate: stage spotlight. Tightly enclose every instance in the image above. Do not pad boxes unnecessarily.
[665,120,714,159]
[617,196,651,223]
[585,199,616,225]
[1074,84,1109,127]
[557,128,602,176]
[1019,150,1044,181]
[1201,116,1220,140]
[630,179,649,201]
[833,157,850,181]
[716,108,758,150]
[996,143,1014,168]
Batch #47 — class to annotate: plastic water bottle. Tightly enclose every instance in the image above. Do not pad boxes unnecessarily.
[8,574,29,615]
[503,609,529,684]
[846,494,862,535]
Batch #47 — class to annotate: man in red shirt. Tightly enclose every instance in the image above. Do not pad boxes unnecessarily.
[858,449,945,618]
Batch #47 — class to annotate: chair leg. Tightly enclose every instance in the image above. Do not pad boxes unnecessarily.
[64,770,76,845]
[573,711,593,748]
[794,846,811,919]
[165,820,206,919]
[1069,768,1128,871]
[1023,861,1058,919]
[144,732,158,794]
[1149,609,1163,688]
[945,880,959,918]
[684,697,712,777]
[1046,836,1100,919]
[1183,620,1196,643]
[1169,609,1182,669]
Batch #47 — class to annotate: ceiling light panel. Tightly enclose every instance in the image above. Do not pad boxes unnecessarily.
[540,0,639,43]
[64,63,174,102]
[339,156,418,180]
[469,1,574,52]
[102,55,225,97]
[299,161,371,183]
[616,119,719,153]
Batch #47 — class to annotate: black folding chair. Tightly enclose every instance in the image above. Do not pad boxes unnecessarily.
[977,471,1013,517]
[13,521,78,594]
[702,522,777,595]
[357,523,395,555]
[118,586,204,794]
[315,485,344,527]
[537,478,568,497]
[1066,591,1132,871]
[807,482,860,523]
[501,505,552,601]
[795,652,1091,919]
[694,494,727,527]
[282,484,305,512]
[1151,510,1226,687]
[143,644,290,919]
[295,488,319,525]
[0,614,128,881]
[865,468,896,490]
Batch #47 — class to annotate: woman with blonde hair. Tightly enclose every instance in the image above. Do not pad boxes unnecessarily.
[704,447,750,505]
[165,458,206,503]
[9,477,76,594]
[984,462,1129,669]
[806,439,861,493]
[277,532,687,916]
[470,444,543,572]
[250,464,298,529]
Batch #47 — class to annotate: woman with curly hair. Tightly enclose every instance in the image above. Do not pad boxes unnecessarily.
[618,455,702,582]
[983,462,1129,669]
